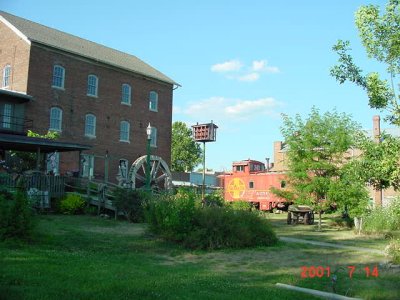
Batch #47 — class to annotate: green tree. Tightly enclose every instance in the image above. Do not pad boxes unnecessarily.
[278,108,369,229]
[171,122,202,172]
[331,0,400,125]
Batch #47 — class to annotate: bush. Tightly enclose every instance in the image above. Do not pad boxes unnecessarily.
[228,200,253,211]
[112,188,150,222]
[185,207,278,250]
[204,190,225,207]
[385,239,400,264]
[145,191,278,250]
[144,190,199,240]
[0,188,36,240]
[59,193,85,215]
[363,198,400,233]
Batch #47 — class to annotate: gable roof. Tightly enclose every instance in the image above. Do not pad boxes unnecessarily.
[0,11,179,86]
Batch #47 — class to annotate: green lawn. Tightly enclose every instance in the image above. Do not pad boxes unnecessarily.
[0,214,399,300]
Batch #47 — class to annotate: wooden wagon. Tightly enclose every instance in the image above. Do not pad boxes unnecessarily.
[287,205,314,225]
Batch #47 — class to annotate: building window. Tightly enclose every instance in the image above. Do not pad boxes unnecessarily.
[121,84,131,105]
[87,75,98,97]
[120,121,130,142]
[249,181,254,189]
[2,65,11,88]
[2,104,12,129]
[52,65,65,89]
[81,154,94,178]
[150,126,157,147]
[85,114,96,137]
[49,107,62,131]
[149,91,158,112]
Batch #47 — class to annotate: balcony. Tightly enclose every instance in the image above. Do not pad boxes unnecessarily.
[0,114,33,135]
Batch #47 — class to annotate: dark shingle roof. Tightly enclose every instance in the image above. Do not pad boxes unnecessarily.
[0,11,178,86]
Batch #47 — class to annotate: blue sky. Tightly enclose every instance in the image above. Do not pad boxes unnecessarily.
[3,0,389,171]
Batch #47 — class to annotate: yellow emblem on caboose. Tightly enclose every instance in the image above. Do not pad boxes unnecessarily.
[227,178,245,199]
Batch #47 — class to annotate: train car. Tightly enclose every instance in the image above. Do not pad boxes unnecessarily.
[218,159,288,211]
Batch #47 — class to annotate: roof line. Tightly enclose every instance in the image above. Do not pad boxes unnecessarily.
[0,15,30,45]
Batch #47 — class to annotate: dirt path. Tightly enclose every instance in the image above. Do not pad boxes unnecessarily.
[279,237,385,255]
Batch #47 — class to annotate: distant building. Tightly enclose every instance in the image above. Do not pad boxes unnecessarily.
[0,11,178,182]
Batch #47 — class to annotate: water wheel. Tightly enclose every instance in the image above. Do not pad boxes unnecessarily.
[127,155,172,191]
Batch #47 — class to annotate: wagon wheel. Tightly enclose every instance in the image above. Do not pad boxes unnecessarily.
[127,155,172,191]
[287,212,292,224]
[308,211,315,225]
[304,212,310,225]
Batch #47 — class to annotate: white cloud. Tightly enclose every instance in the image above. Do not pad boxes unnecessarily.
[238,73,260,82]
[252,60,266,71]
[211,58,279,82]
[179,96,283,124]
[252,59,280,73]
[211,60,243,72]
[225,98,279,116]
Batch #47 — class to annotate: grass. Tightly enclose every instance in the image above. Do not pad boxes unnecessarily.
[266,212,400,250]
[0,214,399,300]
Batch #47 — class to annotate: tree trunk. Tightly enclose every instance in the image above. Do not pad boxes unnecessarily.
[318,210,322,231]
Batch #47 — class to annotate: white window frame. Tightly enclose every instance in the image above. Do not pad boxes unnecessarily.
[120,121,130,142]
[49,107,62,132]
[52,65,65,89]
[2,65,11,88]
[2,103,12,129]
[87,74,98,97]
[149,91,158,112]
[150,126,157,147]
[85,114,96,137]
[121,84,131,105]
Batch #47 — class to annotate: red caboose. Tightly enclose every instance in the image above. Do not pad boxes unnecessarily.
[219,159,288,211]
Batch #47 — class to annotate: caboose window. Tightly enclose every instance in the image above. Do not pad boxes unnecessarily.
[249,181,254,189]
[236,165,244,172]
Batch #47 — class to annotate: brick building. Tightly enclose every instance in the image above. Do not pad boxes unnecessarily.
[0,11,178,182]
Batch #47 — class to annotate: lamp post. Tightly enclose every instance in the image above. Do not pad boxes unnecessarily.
[145,123,152,192]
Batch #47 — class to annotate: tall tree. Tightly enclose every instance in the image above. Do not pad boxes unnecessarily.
[331,0,400,193]
[278,108,369,230]
[331,0,400,125]
[171,122,202,172]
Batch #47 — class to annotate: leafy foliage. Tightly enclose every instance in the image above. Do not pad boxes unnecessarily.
[144,189,277,250]
[331,0,400,125]
[385,239,400,264]
[363,198,400,233]
[356,133,400,190]
[228,200,253,211]
[277,108,369,227]
[59,193,86,215]
[171,122,202,172]
[0,188,36,240]
[112,187,150,222]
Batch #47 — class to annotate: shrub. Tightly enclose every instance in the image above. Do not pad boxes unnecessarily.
[59,193,85,215]
[145,191,278,250]
[185,207,278,250]
[204,190,225,207]
[385,239,400,264]
[144,190,199,240]
[0,188,36,240]
[228,200,252,211]
[112,188,150,222]
[363,198,400,233]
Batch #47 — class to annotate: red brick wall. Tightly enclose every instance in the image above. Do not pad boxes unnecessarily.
[22,43,173,182]
[0,20,30,91]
